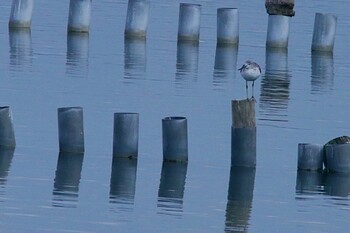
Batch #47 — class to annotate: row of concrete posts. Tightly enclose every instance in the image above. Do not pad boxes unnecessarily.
[0,106,188,163]
[7,0,337,52]
[1,102,350,172]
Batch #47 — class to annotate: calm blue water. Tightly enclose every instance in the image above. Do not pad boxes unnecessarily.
[0,0,349,232]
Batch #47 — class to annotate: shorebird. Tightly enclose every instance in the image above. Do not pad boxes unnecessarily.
[238,60,261,99]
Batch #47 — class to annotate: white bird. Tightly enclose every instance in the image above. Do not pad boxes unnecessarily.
[238,60,261,99]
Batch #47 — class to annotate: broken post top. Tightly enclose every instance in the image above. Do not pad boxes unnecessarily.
[232,99,256,128]
[265,0,295,17]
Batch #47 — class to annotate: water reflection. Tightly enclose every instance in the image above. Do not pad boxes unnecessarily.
[225,167,256,232]
[295,171,324,197]
[324,173,350,197]
[52,152,84,208]
[157,162,188,216]
[260,48,291,123]
[109,157,137,212]
[124,38,147,80]
[311,51,334,94]
[213,43,238,89]
[175,41,199,84]
[296,171,350,198]
[9,28,32,72]
[66,32,89,78]
[0,148,15,200]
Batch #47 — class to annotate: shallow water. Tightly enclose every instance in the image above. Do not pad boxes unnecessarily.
[0,0,349,232]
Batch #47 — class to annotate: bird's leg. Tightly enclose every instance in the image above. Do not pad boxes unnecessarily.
[246,81,248,99]
[252,81,255,99]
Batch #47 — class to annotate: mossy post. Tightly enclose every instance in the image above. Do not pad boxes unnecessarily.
[311,13,337,52]
[0,107,16,149]
[217,8,239,45]
[177,3,201,42]
[9,0,34,29]
[124,0,150,39]
[113,113,139,159]
[67,0,92,33]
[265,0,295,48]
[162,117,188,163]
[57,107,84,154]
[231,99,256,167]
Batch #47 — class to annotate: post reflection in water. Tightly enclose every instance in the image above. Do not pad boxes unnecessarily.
[295,171,324,197]
[225,166,256,233]
[296,171,350,199]
[175,41,199,85]
[52,152,84,208]
[9,28,32,72]
[324,173,350,197]
[213,43,238,88]
[0,148,15,200]
[66,32,89,78]
[157,161,188,216]
[260,48,291,123]
[311,51,334,94]
[109,157,137,212]
[124,38,147,80]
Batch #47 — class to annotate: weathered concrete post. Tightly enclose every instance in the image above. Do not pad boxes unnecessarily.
[113,113,139,159]
[178,3,201,42]
[297,143,323,171]
[162,117,188,163]
[9,0,34,29]
[124,0,150,39]
[265,0,295,48]
[217,8,239,45]
[57,107,84,154]
[67,0,92,33]
[0,107,16,149]
[231,99,256,167]
[311,13,337,52]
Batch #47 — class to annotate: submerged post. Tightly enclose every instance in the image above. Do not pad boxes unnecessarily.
[113,113,139,159]
[9,0,34,29]
[0,107,16,148]
[67,0,92,33]
[265,0,295,48]
[177,3,201,42]
[57,107,84,154]
[311,13,337,52]
[231,99,256,167]
[124,0,150,39]
[162,117,188,163]
[297,143,323,171]
[217,8,239,45]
